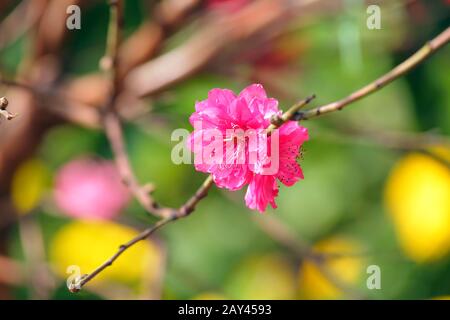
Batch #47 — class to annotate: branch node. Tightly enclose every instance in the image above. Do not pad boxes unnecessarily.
[0,96,9,109]
[270,114,283,126]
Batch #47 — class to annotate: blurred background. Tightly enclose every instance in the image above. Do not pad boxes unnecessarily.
[0,0,449,300]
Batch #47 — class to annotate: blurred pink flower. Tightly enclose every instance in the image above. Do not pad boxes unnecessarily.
[54,158,130,220]
[188,84,308,212]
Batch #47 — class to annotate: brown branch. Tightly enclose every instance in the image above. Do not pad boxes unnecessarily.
[100,0,179,219]
[103,111,178,218]
[267,94,316,132]
[74,176,214,291]
[73,217,171,291]
[295,26,450,120]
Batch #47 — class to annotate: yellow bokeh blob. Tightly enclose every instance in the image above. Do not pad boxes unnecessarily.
[299,237,363,300]
[384,152,450,263]
[226,254,296,300]
[50,220,162,290]
[11,158,49,214]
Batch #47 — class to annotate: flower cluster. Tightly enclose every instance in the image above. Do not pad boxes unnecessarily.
[188,84,308,212]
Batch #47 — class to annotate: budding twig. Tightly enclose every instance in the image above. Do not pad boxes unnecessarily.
[100,0,179,219]
[295,27,450,120]
[0,97,17,121]
[74,175,214,290]
[75,0,216,290]
[267,94,316,133]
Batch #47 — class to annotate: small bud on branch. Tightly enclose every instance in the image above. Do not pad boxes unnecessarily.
[0,97,17,121]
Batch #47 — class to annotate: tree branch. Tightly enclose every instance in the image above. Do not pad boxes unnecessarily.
[73,175,214,291]
[103,111,179,218]
[100,0,180,219]
[295,27,450,120]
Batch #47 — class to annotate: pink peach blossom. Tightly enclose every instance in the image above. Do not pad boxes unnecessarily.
[54,158,130,220]
[188,84,308,212]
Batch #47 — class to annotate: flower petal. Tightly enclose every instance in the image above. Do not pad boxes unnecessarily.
[244,175,278,212]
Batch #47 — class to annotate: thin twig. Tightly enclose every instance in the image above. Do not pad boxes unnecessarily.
[178,175,214,216]
[100,0,179,219]
[74,217,172,291]
[267,94,316,132]
[295,27,450,120]
[103,111,178,218]
[75,176,214,290]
